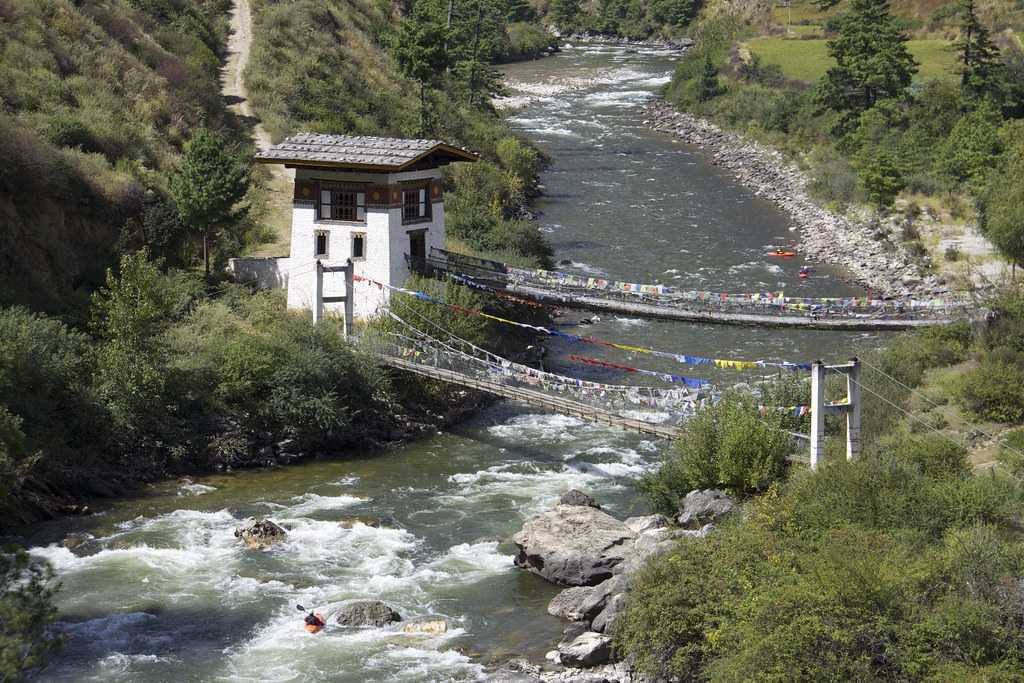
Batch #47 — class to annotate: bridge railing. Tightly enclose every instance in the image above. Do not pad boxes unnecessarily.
[362,313,704,418]
[413,249,971,321]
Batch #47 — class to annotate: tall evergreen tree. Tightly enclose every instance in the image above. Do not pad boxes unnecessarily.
[168,128,249,276]
[954,0,1005,105]
[697,54,721,102]
[393,0,451,135]
[549,0,581,29]
[815,0,917,133]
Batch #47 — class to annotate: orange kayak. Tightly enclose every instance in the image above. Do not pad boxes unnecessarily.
[305,613,325,633]
[767,250,796,257]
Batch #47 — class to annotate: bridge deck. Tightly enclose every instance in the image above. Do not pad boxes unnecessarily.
[509,285,958,331]
[380,356,679,440]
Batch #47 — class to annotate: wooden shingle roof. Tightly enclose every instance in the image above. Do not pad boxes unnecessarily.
[255,134,478,170]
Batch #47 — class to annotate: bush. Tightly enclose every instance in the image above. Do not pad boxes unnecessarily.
[639,394,793,511]
[0,550,61,679]
[955,352,1024,424]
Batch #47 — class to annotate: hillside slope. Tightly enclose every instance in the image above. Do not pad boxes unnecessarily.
[0,0,235,313]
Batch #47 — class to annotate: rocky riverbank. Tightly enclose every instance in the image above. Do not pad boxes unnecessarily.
[643,100,952,299]
[498,488,735,682]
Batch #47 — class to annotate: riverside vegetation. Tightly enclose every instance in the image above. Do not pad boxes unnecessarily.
[0,0,558,674]
[659,1,1024,271]
[619,309,1024,680]
[610,5,1024,677]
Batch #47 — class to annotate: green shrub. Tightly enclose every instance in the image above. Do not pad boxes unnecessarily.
[955,352,1024,424]
[0,550,61,679]
[639,394,793,511]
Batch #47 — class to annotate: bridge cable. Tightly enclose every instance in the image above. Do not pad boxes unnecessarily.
[856,356,1024,461]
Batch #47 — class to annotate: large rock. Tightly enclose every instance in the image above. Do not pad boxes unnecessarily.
[676,489,735,529]
[592,592,625,634]
[558,631,613,668]
[514,505,636,586]
[548,586,596,620]
[335,600,402,627]
[233,518,287,549]
[623,514,668,534]
[561,489,600,508]
[576,575,626,624]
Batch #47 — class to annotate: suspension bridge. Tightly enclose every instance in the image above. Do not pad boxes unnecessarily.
[411,248,974,331]
[366,310,700,440]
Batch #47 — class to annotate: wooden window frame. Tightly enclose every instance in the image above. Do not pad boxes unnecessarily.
[401,184,432,225]
[313,230,329,258]
[319,184,366,223]
[351,232,367,261]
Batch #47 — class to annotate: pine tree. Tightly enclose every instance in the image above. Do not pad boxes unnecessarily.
[816,0,917,133]
[980,130,1024,271]
[393,0,451,135]
[954,0,1005,105]
[550,0,581,30]
[856,149,905,208]
[697,54,720,102]
[168,128,249,275]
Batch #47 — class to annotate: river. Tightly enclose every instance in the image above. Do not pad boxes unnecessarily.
[22,44,881,682]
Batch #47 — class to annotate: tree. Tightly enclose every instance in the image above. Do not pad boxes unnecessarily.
[856,148,906,208]
[954,0,1006,106]
[936,101,1004,187]
[697,55,721,102]
[0,550,61,679]
[447,0,508,105]
[549,0,581,28]
[979,134,1024,271]
[816,0,918,133]
[168,128,249,276]
[393,0,451,135]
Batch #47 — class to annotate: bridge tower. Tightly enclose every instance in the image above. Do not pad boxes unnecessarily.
[254,134,477,320]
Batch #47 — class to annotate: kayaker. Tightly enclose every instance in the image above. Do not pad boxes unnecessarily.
[304,611,326,633]
[298,604,326,633]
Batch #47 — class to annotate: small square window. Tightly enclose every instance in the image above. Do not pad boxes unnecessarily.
[314,231,328,258]
[351,233,366,260]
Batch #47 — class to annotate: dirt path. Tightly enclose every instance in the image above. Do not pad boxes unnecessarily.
[222,0,292,255]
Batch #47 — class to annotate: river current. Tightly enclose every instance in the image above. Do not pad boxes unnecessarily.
[23,45,881,682]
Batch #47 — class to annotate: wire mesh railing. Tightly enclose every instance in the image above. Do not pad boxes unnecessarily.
[411,248,972,322]
[362,311,705,419]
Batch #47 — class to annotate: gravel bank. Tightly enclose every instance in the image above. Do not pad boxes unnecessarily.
[644,100,951,298]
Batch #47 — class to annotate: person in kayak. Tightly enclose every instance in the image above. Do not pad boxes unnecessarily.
[298,604,326,633]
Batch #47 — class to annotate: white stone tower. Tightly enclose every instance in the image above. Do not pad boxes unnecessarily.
[255,134,477,320]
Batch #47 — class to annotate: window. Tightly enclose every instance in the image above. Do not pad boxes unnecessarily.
[319,185,365,222]
[314,230,329,258]
[402,186,431,224]
[351,232,366,260]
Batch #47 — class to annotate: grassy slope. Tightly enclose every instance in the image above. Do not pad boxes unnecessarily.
[0,0,235,314]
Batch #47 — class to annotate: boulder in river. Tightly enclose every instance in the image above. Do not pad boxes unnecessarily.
[591,592,625,634]
[558,631,613,668]
[560,489,601,509]
[676,489,735,529]
[335,600,402,627]
[513,504,635,586]
[234,518,287,549]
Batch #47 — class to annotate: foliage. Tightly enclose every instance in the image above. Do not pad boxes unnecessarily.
[169,128,250,275]
[954,0,1007,106]
[856,147,906,208]
[936,102,1005,188]
[816,0,918,133]
[0,0,235,312]
[90,251,204,435]
[697,55,721,103]
[639,392,795,511]
[955,350,1024,424]
[979,128,1024,267]
[618,446,1024,681]
[0,550,61,679]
